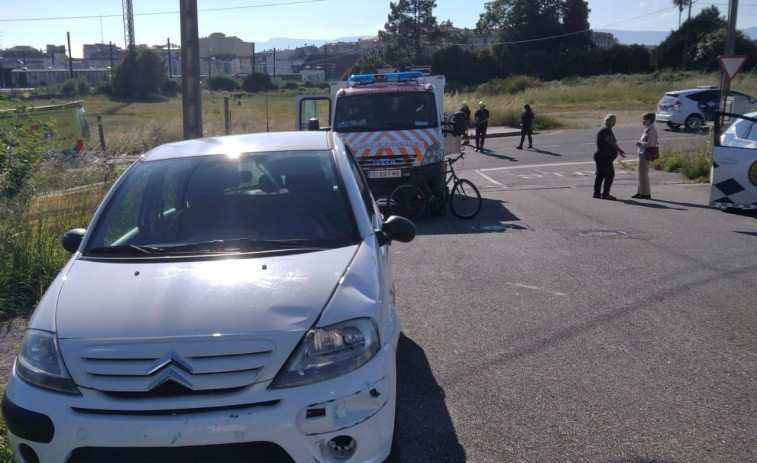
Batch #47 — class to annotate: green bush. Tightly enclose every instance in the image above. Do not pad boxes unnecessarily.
[206,74,239,92]
[651,144,712,182]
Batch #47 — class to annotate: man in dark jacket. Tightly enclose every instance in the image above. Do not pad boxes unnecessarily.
[593,114,626,200]
[460,101,471,145]
[474,101,490,152]
[517,104,534,150]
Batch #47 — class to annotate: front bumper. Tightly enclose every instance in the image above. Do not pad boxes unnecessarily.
[365,161,445,198]
[3,345,397,463]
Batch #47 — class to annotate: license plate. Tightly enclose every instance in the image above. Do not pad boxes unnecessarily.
[369,170,401,179]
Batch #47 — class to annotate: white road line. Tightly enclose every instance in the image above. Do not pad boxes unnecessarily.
[507,282,567,297]
[481,161,596,172]
[475,169,506,186]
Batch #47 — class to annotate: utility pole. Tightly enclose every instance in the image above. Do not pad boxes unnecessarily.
[67,32,74,78]
[180,0,202,139]
[167,38,173,78]
[719,0,740,116]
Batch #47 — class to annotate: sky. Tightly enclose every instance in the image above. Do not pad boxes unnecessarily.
[1,0,756,58]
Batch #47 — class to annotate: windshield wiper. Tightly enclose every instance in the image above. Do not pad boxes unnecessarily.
[85,244,168,256]
[159,239,327,253]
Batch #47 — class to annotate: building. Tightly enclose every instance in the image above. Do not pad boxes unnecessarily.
[592,31,619,49]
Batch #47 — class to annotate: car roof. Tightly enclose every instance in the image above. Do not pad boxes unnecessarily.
[141,131,334,162]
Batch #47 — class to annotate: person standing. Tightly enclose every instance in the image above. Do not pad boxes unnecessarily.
[593,114,625,200]
[460,101,471,145]
[632,112,658,199]
[517,104,535,150]
[474,101,490,152]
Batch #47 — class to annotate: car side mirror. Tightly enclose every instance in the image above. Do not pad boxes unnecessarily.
[377,215,416,246]
[62,228,86,253]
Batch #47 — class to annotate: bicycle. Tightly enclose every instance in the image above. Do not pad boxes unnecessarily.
[388,150,482,220]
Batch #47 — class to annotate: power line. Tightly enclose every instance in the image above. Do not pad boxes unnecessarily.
[0,0,326,23]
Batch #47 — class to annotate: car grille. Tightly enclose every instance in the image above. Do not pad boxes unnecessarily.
[73,339,275,394]
[67,442,294,463]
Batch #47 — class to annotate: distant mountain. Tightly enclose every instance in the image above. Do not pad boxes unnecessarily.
[254,36,374,51]
[598,26,757,47]
[254,27,757,51]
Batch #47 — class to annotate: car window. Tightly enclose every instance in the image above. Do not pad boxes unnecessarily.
[688,90,718,103]
[85,151,361,255]
[735,120,754,140]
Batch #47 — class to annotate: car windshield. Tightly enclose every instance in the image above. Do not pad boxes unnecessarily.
[84,150,360,257]
[333,92,438,132]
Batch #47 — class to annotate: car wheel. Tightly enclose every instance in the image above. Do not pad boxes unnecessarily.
[666,121,680,131]
[684,115,704,131]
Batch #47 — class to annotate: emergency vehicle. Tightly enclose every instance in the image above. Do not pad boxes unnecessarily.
[710,112,757,209]
[296,71,462,214]
[0,100,90,156]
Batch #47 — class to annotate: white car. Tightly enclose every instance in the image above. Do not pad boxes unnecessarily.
[656,86,757,131]
[1,131,415,463]
[720,110,757,148]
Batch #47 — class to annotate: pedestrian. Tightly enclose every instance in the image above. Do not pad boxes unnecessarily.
[474,101,490,152]
[517,104,535,150]
[460,101,471,145]
[593,114,625,200]
[632,112,658,200]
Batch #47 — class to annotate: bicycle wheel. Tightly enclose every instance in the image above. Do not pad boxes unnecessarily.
[389,184,426,221]
[449,179,482,219]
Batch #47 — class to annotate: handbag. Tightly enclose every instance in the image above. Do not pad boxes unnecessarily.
[645,146,659,161]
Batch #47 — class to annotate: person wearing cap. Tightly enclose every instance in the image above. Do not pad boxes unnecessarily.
[460,101,471,145]
[474,101,490,152]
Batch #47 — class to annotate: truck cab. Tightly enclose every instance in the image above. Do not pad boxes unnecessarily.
[297,71,455,214]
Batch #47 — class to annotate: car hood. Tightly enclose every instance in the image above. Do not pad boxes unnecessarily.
[53,246,358,340]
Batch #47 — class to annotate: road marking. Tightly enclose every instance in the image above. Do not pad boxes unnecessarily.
[475,169,506,186]
[481,161,597,172]
[507,282,567,297]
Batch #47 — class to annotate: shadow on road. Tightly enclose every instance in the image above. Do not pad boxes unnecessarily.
[407,197,526,237]
[396,333,466,462]
[479,148,518,161]
[526,147,562,156]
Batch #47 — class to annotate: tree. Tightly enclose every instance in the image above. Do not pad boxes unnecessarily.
[477,0,589,78]
[653,6,756,72]
[379,0,440,69]
[672,0,693,27]
[241,72,276,93]
[561,0,593,49]
[111,49,168,100]
[206,74,239,92]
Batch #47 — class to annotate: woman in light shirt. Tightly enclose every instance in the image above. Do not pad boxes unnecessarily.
[633,112,658,199]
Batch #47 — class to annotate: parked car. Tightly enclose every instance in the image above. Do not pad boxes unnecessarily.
[720,111,757,148]
[656,86,757,131]
[1,131,415,463]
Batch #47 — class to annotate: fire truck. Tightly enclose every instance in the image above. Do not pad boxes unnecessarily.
[296,71,464,214]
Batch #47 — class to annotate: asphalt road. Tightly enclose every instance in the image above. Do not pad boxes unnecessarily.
[391,127,757,463]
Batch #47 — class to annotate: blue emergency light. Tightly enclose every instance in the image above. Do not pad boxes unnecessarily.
[348,71,424,85]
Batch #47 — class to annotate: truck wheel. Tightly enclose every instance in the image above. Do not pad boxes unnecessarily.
[684,115,704,131]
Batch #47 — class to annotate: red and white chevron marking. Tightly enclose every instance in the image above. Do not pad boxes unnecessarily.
[341,129,439,165]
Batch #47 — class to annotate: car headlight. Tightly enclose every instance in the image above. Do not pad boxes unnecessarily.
[270,318,380,389]
[422,142,443,165]
[15,329,79,395]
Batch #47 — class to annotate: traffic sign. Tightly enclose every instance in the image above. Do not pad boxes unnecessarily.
[718,55,747,81]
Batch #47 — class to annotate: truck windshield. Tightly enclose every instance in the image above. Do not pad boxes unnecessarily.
[333,92,438,133]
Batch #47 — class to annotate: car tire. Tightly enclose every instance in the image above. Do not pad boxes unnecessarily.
[684,114,704,131]
[666,121,681,131]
